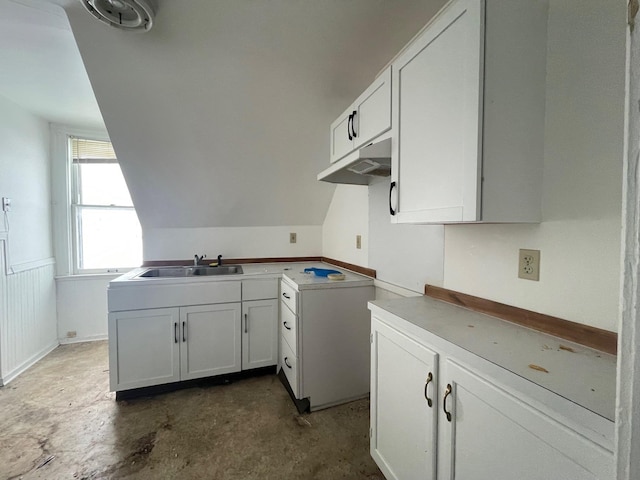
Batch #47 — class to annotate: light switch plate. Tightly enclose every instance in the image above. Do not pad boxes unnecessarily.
[289,232,297,244]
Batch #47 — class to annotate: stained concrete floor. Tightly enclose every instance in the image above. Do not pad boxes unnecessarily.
[0,341,383,480]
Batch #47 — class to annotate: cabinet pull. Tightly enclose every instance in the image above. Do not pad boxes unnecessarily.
[244,313,248,334]
[283,321,291,330]
[443,384,452,422]
[351,110,357,138]
[284,357,292,369]
[182,321,187,342]
[347,113,353,141]
[389,181,397,216]
[282,293,290,299]
[174,322,178,343]
[424,372,433,408]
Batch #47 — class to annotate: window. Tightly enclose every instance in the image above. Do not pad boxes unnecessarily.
[70,137,142,273]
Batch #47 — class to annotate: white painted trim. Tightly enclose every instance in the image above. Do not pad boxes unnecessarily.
[55,273,123,283]
[616,11,640,480]
[0,340,58,387]
[373,279,422,298]
[59,334,107,345]
[50,123,109,277]
[10,257,55,274]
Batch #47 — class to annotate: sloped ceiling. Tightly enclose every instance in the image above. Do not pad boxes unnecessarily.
[0,0,104,129]
[61,0,444,228]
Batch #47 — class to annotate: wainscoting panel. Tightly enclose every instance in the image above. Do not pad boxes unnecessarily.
[0,254,57,385]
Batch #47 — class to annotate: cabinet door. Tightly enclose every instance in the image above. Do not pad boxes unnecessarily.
[108,308,180,391]
[179,303,241,381]
[391,0,483,223]
[353,67,391,151]
[438,359,613,480]
[242,299,278,370]
[330,112,354,163]
[371,318,438,480]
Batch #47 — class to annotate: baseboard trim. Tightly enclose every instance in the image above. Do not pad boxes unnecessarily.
[59,334,107,345]
[0,340,59,386]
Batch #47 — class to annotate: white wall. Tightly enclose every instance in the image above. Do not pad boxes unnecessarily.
[322,185,369,266]
[369,180,444,293]
[321,180,445,294]
[144,225,322,261]
[443,0,625,332]
[56,274,117,344]
[0,95,57,384]
[0,96,53,266]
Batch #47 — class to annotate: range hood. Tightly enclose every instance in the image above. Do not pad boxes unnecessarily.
[318,137,391,185]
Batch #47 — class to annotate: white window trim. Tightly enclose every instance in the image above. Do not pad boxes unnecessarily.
[50,124,139,276]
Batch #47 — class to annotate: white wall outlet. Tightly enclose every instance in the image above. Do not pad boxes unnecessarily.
[289,232,297,244]
[2,197,11,212]
[518,249,540,281]
[356,235,362,249]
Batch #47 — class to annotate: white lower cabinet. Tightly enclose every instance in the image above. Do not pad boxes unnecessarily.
[242,299,278,370]
[180,303,242,381]
[371,316,614,480]
[109,303,241,391]
[108,308,181,391]
[371,319,437,480]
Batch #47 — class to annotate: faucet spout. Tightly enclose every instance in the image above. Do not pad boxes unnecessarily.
[194,254,205,266]
[217,254,223,266]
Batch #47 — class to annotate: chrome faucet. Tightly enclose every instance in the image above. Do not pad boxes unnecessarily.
[194,254,205,266]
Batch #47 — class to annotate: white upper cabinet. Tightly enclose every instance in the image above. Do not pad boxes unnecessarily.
[390,0,547,223]
[330,67,392,164]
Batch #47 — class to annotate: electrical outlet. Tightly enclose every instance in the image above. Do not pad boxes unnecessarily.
[356,235,362,249]
[518,249,540,281]
[2,197,11,212]
[289,232,297,244]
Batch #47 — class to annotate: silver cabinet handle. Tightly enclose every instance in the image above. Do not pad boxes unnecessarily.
[284,357,292,369]
[424,372,433,408]
[283,321,291,330]
[244,313,248,334]
[443,384,452,422]
[174,322,178,343]
[182,321,186,342]
[282,293,290,299]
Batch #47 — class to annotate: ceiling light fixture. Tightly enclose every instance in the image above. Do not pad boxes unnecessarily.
[80,0,155,32]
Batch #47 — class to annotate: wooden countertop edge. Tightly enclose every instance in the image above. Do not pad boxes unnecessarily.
[142,257,376,278]
[321,257,376,278]
[424,285,617,355]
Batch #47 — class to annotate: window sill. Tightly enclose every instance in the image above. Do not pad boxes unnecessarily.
[55,272,126,282]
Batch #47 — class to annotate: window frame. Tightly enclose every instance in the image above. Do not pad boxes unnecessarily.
[51,125,142,277]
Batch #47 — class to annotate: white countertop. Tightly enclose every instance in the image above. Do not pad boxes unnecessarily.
[369,296,616,422]
[109,262,331,287]
[282,266,374,290]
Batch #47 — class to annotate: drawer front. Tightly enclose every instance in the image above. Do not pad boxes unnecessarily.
[280,303,297,355]
[242,278,278,301]
[280,280,298,314]
[280,338,299,398]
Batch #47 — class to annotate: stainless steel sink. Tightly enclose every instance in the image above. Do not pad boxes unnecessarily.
[136,265,243,278]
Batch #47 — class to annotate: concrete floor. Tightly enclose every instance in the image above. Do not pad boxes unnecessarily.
[0,342,383,480]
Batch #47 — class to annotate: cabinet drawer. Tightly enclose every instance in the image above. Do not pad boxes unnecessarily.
[242,278,278,301]
[280,338,299,398]
[280,280,298,314]
[280,303,297,355]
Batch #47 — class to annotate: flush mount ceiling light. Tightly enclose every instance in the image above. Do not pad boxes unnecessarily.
[80,0,155,32]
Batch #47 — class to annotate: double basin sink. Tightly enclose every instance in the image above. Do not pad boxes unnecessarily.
[135,265,244,278]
